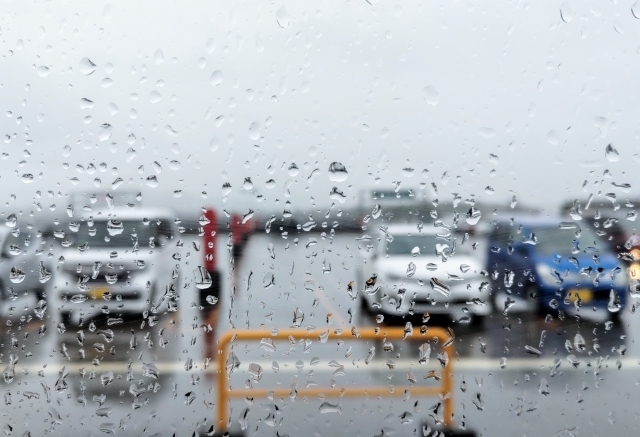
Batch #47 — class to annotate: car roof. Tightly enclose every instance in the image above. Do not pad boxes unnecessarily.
[83,208,177,222]
[489,214,569,229]
[382,224,462,235]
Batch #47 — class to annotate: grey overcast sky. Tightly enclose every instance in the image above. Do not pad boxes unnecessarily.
[1,0,640,220]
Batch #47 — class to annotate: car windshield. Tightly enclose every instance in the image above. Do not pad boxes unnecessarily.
[73,220,170,249]
[530,226,604,256]
[386,234,471,256]
[1,231,35,256]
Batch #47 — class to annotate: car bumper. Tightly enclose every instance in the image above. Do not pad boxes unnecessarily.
[368,281,492,317]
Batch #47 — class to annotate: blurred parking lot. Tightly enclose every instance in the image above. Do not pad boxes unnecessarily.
[0,222,638,436]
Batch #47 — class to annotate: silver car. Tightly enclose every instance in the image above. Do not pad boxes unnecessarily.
[0,226,53,321]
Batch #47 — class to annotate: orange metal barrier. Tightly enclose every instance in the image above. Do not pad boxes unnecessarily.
[215,327,455,432]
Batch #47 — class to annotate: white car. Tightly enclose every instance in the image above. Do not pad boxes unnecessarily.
[358,225,491,324]
[48,208,180,327]
[0,226,54,321]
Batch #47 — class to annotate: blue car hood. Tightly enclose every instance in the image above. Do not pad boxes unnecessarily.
[533,253,622,275]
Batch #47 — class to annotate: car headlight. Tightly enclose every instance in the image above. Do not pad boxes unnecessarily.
[535,264,561,286]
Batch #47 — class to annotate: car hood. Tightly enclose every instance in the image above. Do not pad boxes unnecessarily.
[57,248,162,272]
[374,255,484,280]
[533,253,621,272]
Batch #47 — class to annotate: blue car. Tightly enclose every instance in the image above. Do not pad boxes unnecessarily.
[486,216,627,317]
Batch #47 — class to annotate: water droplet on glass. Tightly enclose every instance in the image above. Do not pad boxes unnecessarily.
[276,5,290,28]
[38,262,52,283]
[608,290,622,312]
[142,362,159,379]
[100,371,114,388]
[154,48,164,65]
[560,2,572,23]
[248,363,263,382]
[37,65,50,78]
[430,278,451,297]
[149,90,161,103]
[79,57,96,75]
[406,262,416,277]
[263,272,275,289]
[70,294,88,303]
[423,85,439,106]
[329,187,346,203]
[605,144,620,162]
[3,354,18,383]
[328,162,348,182]
[573,333,586,352]
[9,267,25,283]
[99,124,113,141]
[319,402,341,414]
[107,219,123,236]
[5,214,17,228]
[145,175,158,187]
[287,163,299,177]
[465,207,481,225]
[418,343,431,364]
[249,121,260,140]
[210,70,223,86]
[194,266,213,289]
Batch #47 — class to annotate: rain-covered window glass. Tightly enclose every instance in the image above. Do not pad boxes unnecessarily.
[2,1,640,436]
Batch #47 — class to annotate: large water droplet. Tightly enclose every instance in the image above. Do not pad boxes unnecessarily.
[328,162,348,182]
[5,214,17,228]
[142,362,159,379]
[319,402,341,414]
[633,2,640,19]
[406,262,416,277]
[149,90,161,103]
[99,124,113,141]
[422,85,439,106]
[210,70,223,86]
[276,5,290,28]
[430,278,451,297]
[107,219,123,236]
[154,48,164,65]
[79,57,97,75]
[465,207,481,225]
[145,175,158,188]
[329,187,346,203]
[194,266,213,290]
[249,121,260,140]
[288,163,299,176]
[70,294,88,303]
[9,267,25,283]
[263,272,275,289]
[100,371,114,388]
[37,65,50,78]
[605,144,620,162]
[560,2,573,23]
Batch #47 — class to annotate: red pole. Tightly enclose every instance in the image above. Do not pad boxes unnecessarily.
[203,208,220,372]
[231,213,241,246]
[203,209,217,271]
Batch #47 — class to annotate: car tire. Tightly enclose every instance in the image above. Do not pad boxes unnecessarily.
[471,314,486,328]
